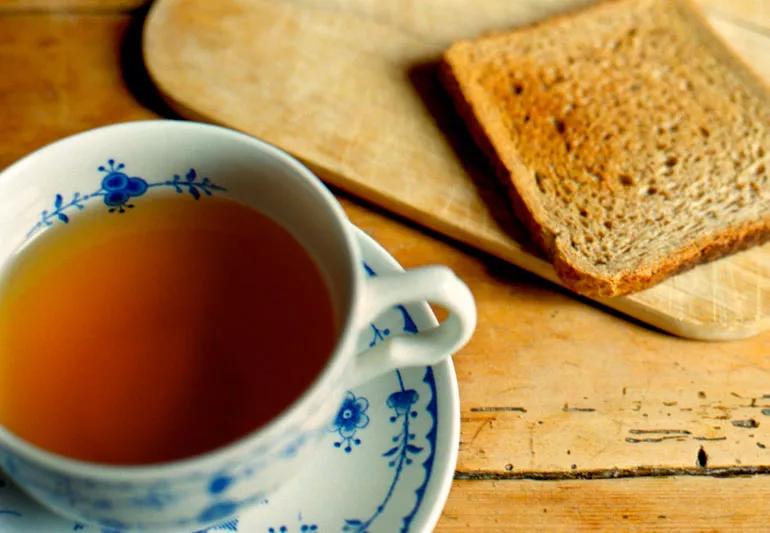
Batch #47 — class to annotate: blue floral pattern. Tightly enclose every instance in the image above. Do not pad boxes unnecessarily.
[337,263,435,532]
[26,159,225,238]
[331,392,370,453]
[99,160,148,211]
[368,323,390,347]
[342,371,423,532]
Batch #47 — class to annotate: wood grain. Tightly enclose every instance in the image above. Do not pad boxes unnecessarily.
[438,477,770,531]
[144,0,770,340]
[0,13,156,169]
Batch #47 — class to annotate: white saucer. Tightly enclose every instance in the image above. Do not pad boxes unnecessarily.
[0,226,460,533]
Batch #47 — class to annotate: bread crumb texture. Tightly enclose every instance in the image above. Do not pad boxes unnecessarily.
[443,0,770,296]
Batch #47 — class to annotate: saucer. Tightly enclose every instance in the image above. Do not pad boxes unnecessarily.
[0,226,460,533]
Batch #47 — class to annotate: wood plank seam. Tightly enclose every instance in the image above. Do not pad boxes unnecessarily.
[455,464,770,480]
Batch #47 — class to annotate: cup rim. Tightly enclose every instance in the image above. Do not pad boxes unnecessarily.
[0,119,363,480]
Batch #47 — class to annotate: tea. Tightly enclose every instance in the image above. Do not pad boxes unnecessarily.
[0,194,336,465]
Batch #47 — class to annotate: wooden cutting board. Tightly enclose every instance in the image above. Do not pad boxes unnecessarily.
[143,0,770,340]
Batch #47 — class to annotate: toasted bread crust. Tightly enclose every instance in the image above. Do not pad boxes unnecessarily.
[552,216,770,296]
[439,59,555,255]
[441,0,770,297]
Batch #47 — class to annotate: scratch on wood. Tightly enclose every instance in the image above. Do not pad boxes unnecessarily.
[469,418,493,444]
[662,401,678,406]
[625,435,688,443]
[529,426,535,463]
[622,428,725,443]
[628,429,691,435]
[470,406,527,413]
[562,403,596,412]
[454,465,770,481]
[731,419,759,428]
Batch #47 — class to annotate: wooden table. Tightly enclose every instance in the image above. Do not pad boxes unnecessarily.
[2,1,770,530]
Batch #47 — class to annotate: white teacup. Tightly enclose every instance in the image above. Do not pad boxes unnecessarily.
[0,120,475,530]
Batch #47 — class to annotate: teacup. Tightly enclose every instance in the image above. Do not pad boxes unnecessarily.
[0,120,475,530]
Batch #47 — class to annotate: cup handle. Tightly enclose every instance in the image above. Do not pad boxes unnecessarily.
[348,266,476,387]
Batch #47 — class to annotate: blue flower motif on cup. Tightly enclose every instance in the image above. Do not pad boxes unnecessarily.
[387,389,419,418]
[98,159,148,213]
[198,500,239,525]
[342,375,425,532]
[208,474,234,495]
[26,159,226,239]
[383,389,422,468]
[331,392,370,453]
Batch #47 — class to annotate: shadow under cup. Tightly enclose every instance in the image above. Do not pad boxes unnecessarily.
[0,121,366,530]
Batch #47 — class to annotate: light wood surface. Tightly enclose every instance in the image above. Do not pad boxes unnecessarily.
[353,189,770,476]
[699,0,770,32]
[0,0,147,12]
[3,3,770,531]
[440,477,770,531]
[143,0,770,341]
[0,13,155,169]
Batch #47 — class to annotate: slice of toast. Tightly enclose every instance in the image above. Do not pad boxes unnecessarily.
[442,0,770,297]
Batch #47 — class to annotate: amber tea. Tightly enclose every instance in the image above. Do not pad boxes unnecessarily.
[0,195,336,465]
